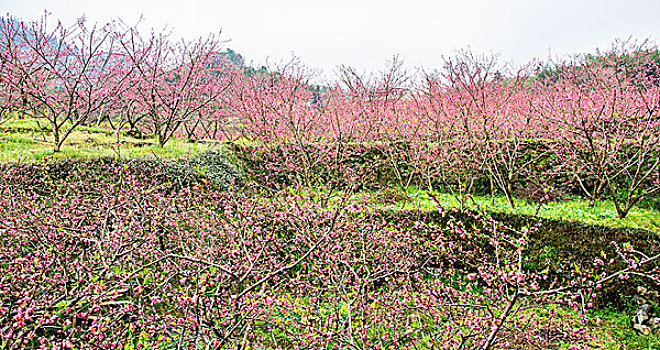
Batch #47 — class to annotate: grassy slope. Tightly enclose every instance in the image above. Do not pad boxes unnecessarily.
[380,189,660,233]
[0,118,213,162]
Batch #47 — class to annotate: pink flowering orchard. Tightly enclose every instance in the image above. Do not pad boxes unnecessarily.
[1,161,657,348]
[0,15,134,152]
[1,12,660,350]
[537,41,660,218]
[115,23,235,147]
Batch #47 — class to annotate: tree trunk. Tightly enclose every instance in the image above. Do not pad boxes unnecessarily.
[504,189,516,209]
[616,207,628,219]
[53,125,61,153]
[588,180,605,208]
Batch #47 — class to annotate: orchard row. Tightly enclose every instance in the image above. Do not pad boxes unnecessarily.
[1,15,659,218]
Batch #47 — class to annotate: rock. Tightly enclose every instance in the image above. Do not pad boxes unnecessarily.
[631,304,652,333]
[633,323,651,335]
[631,294,646,305]
[650,317,660,330]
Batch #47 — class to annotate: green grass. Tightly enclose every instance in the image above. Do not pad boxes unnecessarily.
[286,185,660,233]
[589,307,660,349]
[0,118,213,162]
[364,187,660,233]
[527,303,660,349]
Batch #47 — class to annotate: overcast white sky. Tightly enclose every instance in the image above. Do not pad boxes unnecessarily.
[2,0,660,79]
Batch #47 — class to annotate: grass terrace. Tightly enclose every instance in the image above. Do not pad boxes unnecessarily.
[0,118,213,162]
